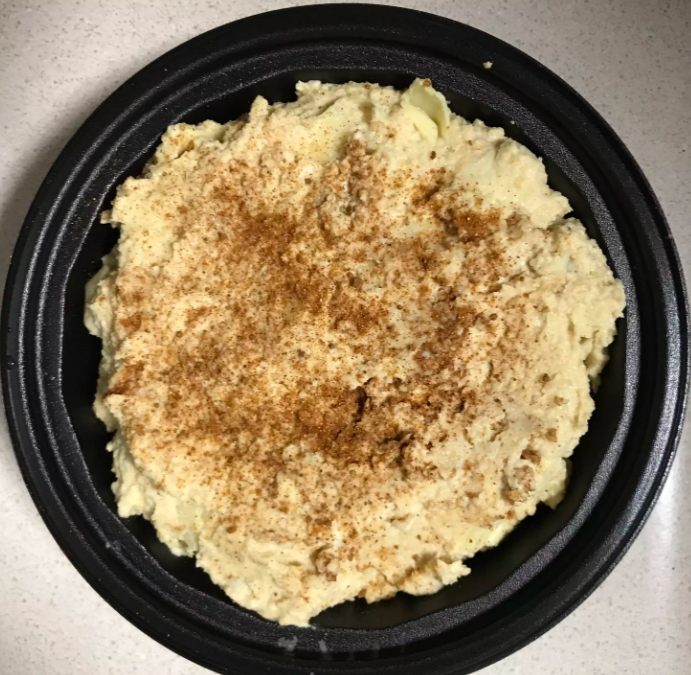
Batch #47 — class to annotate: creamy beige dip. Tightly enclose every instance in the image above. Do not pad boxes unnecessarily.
[85,79,625,626]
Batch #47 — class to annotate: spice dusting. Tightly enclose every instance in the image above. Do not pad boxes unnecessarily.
[85,79,625,626]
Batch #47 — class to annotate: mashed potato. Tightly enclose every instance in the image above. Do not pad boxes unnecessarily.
[85,79,625,626]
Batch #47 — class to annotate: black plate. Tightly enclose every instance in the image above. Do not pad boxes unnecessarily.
[2,4,688,674]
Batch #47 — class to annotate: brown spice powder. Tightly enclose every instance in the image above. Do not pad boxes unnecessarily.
[105,135,527,531]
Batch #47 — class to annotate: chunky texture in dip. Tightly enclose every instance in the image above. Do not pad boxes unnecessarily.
[85,79,625,626]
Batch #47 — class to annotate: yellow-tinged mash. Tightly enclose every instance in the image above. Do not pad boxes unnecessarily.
[85,79,625,626]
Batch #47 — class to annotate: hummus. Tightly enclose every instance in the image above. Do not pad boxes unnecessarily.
[85,79,625,626]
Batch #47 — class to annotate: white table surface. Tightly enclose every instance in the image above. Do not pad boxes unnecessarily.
[1,1,689,673]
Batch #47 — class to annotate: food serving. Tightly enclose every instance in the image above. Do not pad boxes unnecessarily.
[85,79,625,626]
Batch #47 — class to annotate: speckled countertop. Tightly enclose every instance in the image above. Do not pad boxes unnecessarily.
[1,1,689,673]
